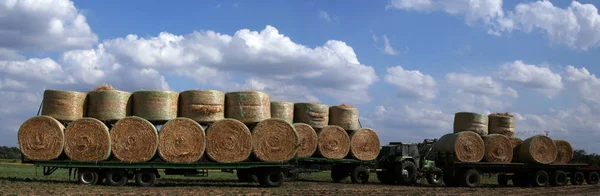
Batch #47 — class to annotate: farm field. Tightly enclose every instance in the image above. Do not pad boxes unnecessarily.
[0,161,599,196]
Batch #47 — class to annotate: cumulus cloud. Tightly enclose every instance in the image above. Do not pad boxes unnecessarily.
[384,66,437,100]
[497,60,563,97]
[564,66,600,105]
[386,0,505,25]
[446,72,518,98]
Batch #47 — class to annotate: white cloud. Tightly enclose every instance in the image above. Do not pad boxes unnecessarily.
[319,10,332,22]
[385,66,437,100]
[564,65,600,105]
[0,0,97,51]
[386,0,505,25]
[382,35,399,55]
[445,72,518,98]
[497,60,563,97]
[0,48,24,60]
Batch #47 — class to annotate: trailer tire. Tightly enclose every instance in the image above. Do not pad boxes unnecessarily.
[571,172,584,185]
[399,161,417,185]
[497,174,508,186]
[283,169,296,182]
[377,171,394,184]
[331,166,349,183]
[135,170,157,187]
[550,170,567,186]
[426,168,443,185]
[350,166,369,184]
[105,169,128,186]
[463,169,480,188]
[258,169,284,187]
[78,169,99,185]
[531,170,549,187]
[587,172,599,185]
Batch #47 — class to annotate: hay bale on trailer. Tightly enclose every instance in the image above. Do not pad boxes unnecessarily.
[508,137,523,163]
[518,135,557,164]
[348,128,380,161]
[18,116,65,161]
[110,116,158,162]
[453,112,488,136]
[158,118,206,163]
[481,134,513,163]
[270,101,294,123]
[553,140,574,164]
[205,118,252,163]
[294,123,317,157]
[179,90,225,124]
[435,131,484,163]
[488,113,516,137]
[87,86,132,122]
[64,118,111,161]
[314,125,350,159]
[329,104,359,131]
[225,91,270,124]
[41,90,87,122]
[294,103,329,129]
[133,90,179,123]
[251,118,299,162]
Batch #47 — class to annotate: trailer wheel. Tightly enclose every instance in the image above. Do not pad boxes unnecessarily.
[571,172,584,185]
[105,169,128,186]
[283,169,296,182]
[586,172,599,185]
[237,169,256,182]
[78,169,99,185]
[531,170,549,187]
[331,166,349,183]
[258,169,284,187]
[426,168,443,185]
[350,166,369,184]
[135,170,157,187]
[376,171,394,184]
[497,174,508,186]
[462,169,480,188]
[550,170,567,186]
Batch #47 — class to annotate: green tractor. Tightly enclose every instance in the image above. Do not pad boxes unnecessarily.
[375,139,443,185]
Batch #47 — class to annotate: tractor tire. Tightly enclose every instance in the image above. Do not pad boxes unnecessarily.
[377,171,395,184]
[571,172,584,185]
[497,174,509,186]
[426,168,443,185]
[549,170,567,186]
[399,161,417,185]
[462,169,480,188]
[331,166,349,183]
[531,170,549,187]
[587,172,599,185]
[443,171,458,187]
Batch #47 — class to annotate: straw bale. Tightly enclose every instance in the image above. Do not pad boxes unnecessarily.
[251,118,298,162]
[205,118,252,163]
[481,134,512,163]
[132,90,178,122]
[18,116,65,160]
[64,118,111,161]
[87,90,132,122]
[179,90,225,123]
[488,113,516,137]
[110,116,158,162]
[41,90,87,122]
[553,140,574,164]
[508,137,523,163]
[518,135,557,164]
[158,118,206,163]
[453,112,488,136]
[329,104,359,131]
[435,131,484,162]
[315,125,350,159]
[270,101,294,123]
[294,123,317,157]
[294,103,329,129]
[348,128,380,161]
[225,91,270,124]
[92,84,115,91]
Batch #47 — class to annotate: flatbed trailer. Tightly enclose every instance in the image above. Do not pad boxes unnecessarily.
[291,157,376,184]
[435,153,600,188]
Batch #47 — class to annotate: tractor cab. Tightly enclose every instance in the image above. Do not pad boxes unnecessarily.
[378,142,421,166]
[376,139,442,185]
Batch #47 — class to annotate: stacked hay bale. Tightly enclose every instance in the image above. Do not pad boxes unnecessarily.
[481,134,512,163]
[270,101,294,123]
[18,116,65,161]
[553,140,574,164]
[348,128,380,161]
[251,118,299,162]
[133,90,179,124]
[42,90,87,122]
[454,112,488,136]
[508,137,523,163]
[110,116,158,162]
[314,125,350,159]
[294,123,318,157]
[179,90,225,124]
[87,85,132,122]
[435,131,484,162]
[64,118,111,161]
[225,91,270,125]
[158,118,206,163]
[487,113,520,162]
[294,103,329,129]
[205,118,252,163]
[329,104,359,131]
[518,135,558,164]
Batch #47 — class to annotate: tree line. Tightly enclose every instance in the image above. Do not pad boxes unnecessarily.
[0,146,21,159]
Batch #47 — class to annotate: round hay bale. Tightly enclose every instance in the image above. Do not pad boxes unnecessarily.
[64,118,111,161]
[294,123,317,157]
[110,116,158,162]
[270,101,294,123]
[453,112,488,136]
[158,118,206,163]
[41,90,87,122]
[553,140,574,164]
[435,131,484,162]
[329,104,359,131]
[18,116,65,160]
[294,103,329,129]
[205,118,252,163]
[481,134,512,163]
[251,118,298,162]
[133,90,179,123]
[348,128,380,161]
[179,90,225,123]
[315,125,350,159]
[87,90,132,122]
[518,135,557,164]
[508,137,523,163]
[488,113,516,137]
[225,91,270,124]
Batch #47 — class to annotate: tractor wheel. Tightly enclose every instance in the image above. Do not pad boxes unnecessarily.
[426,168,443,185]
[398,161,417,185]
[571,172,584,185]
[549,170,567,186]
[531,170,549,187]
[587,172,599,185]
[443,170,458,187]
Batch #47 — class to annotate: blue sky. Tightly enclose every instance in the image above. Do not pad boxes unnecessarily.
[2,0,600,153]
